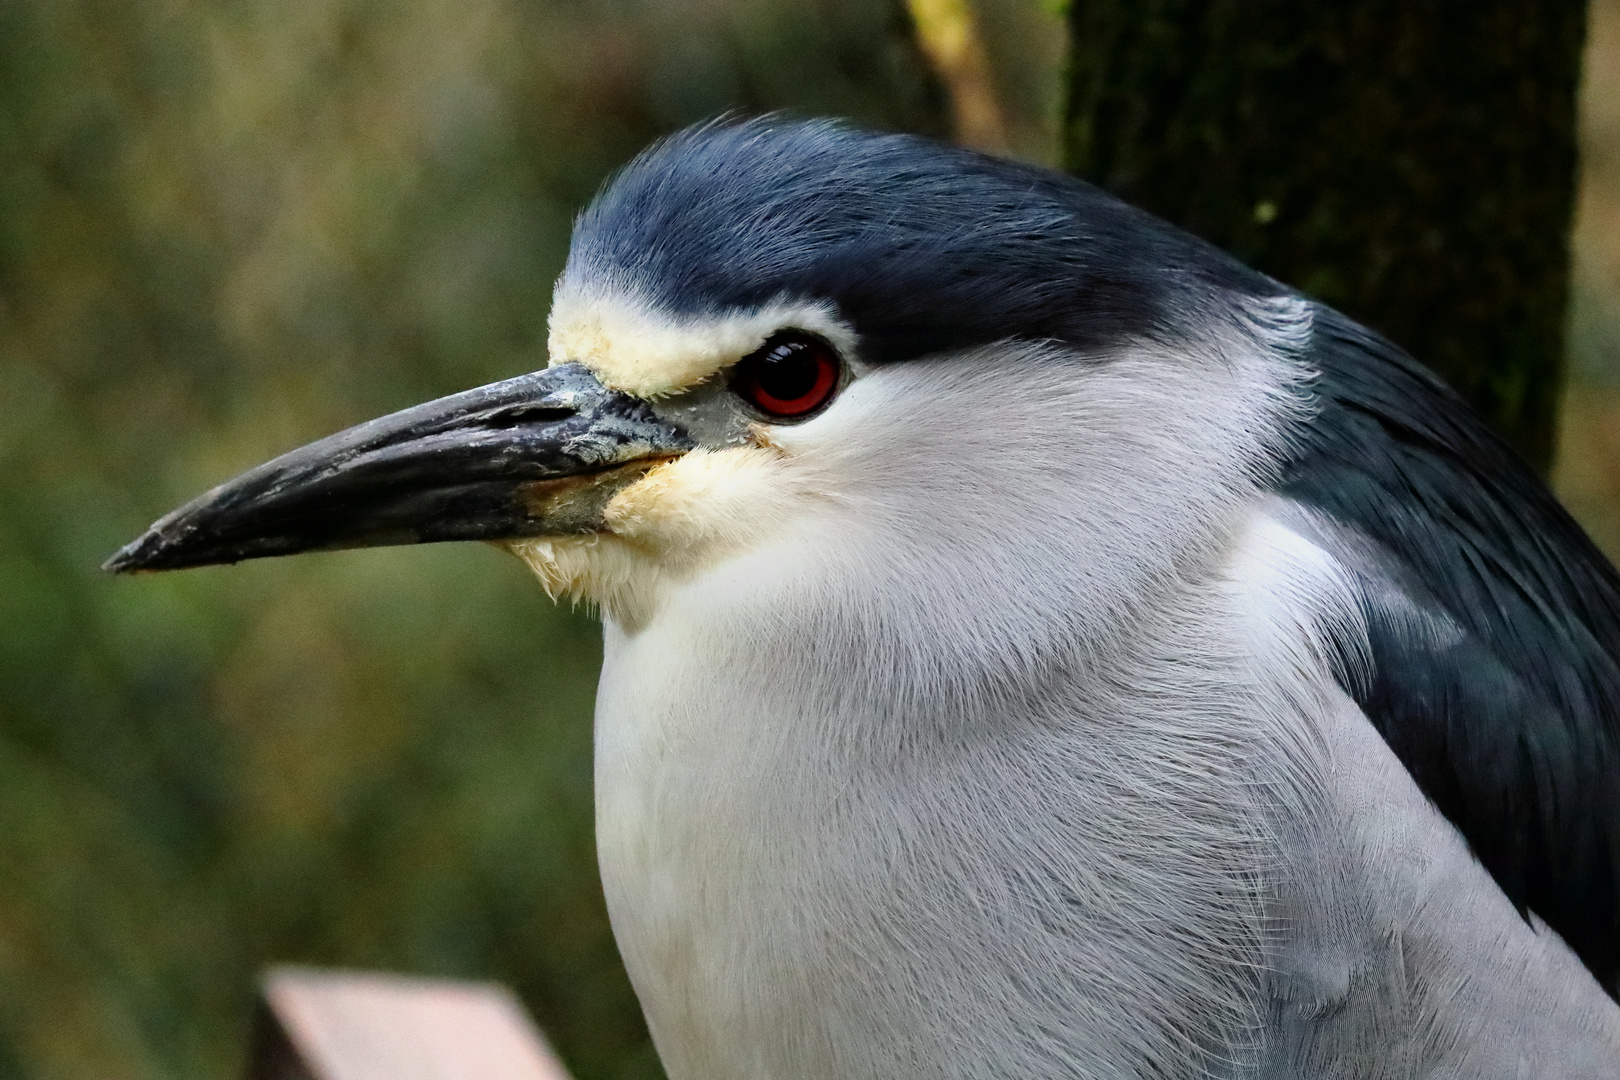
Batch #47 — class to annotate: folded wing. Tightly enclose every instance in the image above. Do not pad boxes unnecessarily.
[1276,306,1620,996]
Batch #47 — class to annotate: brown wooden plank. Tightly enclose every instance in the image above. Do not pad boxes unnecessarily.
[249,967,573,1080]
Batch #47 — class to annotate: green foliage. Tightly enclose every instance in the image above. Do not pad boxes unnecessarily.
[0,2,943,1077]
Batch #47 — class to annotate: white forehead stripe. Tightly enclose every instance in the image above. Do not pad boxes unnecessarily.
[547,287,858,399]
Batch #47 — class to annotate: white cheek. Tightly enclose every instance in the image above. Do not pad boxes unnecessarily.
[522,299,1314,653]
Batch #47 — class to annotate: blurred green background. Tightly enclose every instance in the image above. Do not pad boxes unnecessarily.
[3,1,1620,1078]
[0,2,1058,1078]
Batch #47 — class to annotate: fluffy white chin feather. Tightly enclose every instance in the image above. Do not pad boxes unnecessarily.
[505,441,833,629]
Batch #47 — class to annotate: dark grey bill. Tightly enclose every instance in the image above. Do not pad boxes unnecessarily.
[104,362,694,573]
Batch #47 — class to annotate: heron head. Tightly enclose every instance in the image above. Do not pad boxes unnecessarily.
[108,119,1304,633]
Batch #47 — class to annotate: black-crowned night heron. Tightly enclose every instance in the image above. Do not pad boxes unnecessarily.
[109,119,1620,1078]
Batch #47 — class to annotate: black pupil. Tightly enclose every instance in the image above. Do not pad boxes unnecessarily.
[754,343,820,401]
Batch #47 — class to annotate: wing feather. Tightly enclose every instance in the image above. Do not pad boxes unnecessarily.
[1276,305,1620,995]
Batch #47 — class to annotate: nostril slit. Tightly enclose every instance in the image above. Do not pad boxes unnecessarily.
[482,405,575,428]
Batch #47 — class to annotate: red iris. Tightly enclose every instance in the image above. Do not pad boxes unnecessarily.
[731,333,841,418]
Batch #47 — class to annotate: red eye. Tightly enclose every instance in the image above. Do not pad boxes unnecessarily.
[731,332,841,418]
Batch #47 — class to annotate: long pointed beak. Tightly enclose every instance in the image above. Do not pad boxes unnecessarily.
[104,362,694,573]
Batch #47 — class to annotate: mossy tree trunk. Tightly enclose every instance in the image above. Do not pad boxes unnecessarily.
[1063,1,1588,473]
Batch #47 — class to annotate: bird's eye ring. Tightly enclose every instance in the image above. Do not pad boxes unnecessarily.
[730,332,840,419]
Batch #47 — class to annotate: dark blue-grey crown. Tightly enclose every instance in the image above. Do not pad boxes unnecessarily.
[565,118,1278,364]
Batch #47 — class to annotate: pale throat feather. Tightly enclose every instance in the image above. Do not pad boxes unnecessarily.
[506,441,830,630]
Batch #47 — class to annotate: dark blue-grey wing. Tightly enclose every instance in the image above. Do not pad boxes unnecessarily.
[1276,305,1620,996]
